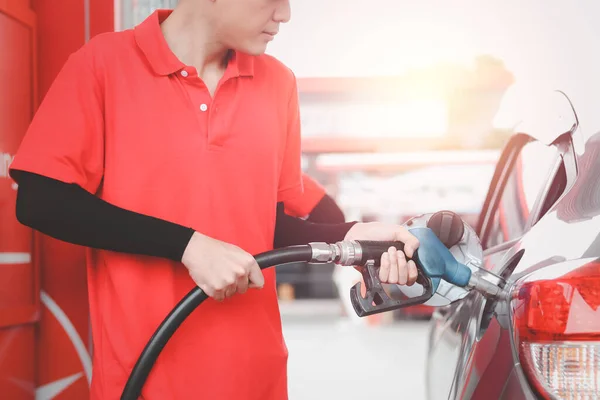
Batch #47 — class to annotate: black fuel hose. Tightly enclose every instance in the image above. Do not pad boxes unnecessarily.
[120,245,314,400]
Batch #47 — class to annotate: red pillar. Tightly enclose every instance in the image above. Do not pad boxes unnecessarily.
[1,1,114,398]
[31,2,114,397]
[0,2,38,399]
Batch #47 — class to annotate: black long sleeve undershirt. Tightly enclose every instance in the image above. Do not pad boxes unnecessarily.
[306,193,346,224]
[11,170,356,262]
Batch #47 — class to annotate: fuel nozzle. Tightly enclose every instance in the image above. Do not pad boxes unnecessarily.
[309,224,507,317]
[312,228,472,316]
[467,273,509,301]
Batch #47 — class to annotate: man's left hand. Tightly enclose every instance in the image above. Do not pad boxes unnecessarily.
[344,222,420,286]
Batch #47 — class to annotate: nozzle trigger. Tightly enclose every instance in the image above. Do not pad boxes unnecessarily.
[350,259,435,317]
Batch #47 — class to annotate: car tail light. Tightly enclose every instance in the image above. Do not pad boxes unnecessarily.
[511,260,600,399]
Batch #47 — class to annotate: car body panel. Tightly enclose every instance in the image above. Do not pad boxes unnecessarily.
[425,90,600,400]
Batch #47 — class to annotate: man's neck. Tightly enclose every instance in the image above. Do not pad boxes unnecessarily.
[160,5,230,77]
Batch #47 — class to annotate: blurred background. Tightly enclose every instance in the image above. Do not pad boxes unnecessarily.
[2,1,600,399]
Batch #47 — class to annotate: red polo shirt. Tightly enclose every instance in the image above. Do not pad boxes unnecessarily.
[284,174,326,218]
[11,10,303,400]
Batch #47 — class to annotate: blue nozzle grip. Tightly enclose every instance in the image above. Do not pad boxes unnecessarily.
[349,227,473,317]
[409,228,472,287]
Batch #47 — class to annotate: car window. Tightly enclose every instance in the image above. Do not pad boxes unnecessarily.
[485,140,559,249]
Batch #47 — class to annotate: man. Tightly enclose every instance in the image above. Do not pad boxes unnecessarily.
[10,1,419,399]
[284,173,345,223]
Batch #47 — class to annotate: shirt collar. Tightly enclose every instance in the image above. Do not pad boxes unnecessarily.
[134,9,254,78]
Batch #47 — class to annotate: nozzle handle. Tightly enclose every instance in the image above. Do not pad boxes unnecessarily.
[349,240,434,317]
[350,259,434,317]
[355,240,406,265]
[347,228,474,317]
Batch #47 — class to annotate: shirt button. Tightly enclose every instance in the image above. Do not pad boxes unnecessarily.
[181,70,189,77]
[200,103,208,112]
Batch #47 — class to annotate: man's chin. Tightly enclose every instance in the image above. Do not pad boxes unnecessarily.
[238,41,269,56]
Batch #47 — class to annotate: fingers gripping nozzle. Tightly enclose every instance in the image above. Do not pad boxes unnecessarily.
[349,259,435,317]
[310,226,477,317]
[309,240,435,316]
[351,228,475,317]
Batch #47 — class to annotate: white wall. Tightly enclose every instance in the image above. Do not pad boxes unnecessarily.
[267,0,600,80]
[266,0,600,132]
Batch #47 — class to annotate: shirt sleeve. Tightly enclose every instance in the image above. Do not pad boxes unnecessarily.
[277,72,304,204]
[13,170,194,262]
[306,194,346,224]
[274,202,357,248]
[284,174,326,218]
[9,47,104,194]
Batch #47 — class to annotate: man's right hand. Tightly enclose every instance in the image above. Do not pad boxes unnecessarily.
[181,232,264,301]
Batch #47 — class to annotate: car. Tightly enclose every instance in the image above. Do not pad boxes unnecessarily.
[425,89,600,399]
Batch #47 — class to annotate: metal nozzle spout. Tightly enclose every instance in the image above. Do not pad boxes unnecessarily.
[468,274,509,300]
